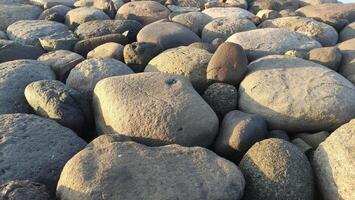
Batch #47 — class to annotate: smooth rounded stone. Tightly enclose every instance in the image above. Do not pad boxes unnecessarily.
[123,41,162,72]
[339,21,355,42]
[137,21,201,50]
[0,4,42,31]
[256,9,281,21]
[74,33,128,56]
[259,16,338,47]
[93,72,219,147]
[65,7,110,29]
[239,138,314,200]
[57,142,245,200]
[267,130,290,141]
[30,0,75,7]
[38,50,85,82]
[202,7,255,19]
[338,38,355,84]
[295,131,329,149]
[296,3,355,23]
[25,80,93,134]
[0,60,55,114]
[292,137,313,154]
[206,42,248,86]
[0,30,7,40]
[312,119,355,200]
[0,113,87,194]
[248,0,300,14]
[0,180,50,200]
[66,58,133,100]
[0,40,45,63]
[92,0,119,18]
[202,83,238,119]
[188,42,214,53]
[87,42,124,60]
[116,1,170,25]
[74,0,94,7]
[172,12,212,35]
[145,47,212,93]
[226,28,321,60]
[204,0,247,9]
[308,46,342,71]
[86,134,132,148]
[299,0,337,6]
[39,33,78,51]
[74,20,143,42]
[165,0,208,8]
[38,5,72,22]
[7,20,77,49]
[238,55,355,132]
[201,17,256,43]
[213,110,267,162]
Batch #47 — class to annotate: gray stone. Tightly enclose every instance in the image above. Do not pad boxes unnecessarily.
[339,21,355,42]
[267,130,290,141]
[202,7,255,19]
[172,11,212,35]
[65,7,110,29]
[256,9,281,21]
[0,40,45,63]
[338,38,355,84]
[166,0,208,8]
[292,138,313,154]
[248,0,299,14]
[308,47,342,71]
[299,0,337,6]
[86,134,132,148]
[0,4,42,31]
[0,180,50,200]
[296,131,329,149]
[30,0,76,8]
[0,30,7,40]
[188,42,214,53]
[87,42,124,60]
[38,5,72,23]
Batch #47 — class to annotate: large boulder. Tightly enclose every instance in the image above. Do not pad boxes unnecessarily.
[238,55,355,132]
[65,7,110,29]
[0,39,45,63]
[93,72,219,147]
[57,141,245,200]
[202,7,255,19]
[239,138,314,200]
[0,4,42,31]
[0,113,87,194]
[338,39,355,84]
[312,119,355,200]
[0,180,50,200]
[226,28,321,60]
[0,60,55,114]
[259,16,338,47]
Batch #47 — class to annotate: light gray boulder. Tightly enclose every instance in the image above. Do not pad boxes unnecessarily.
[0,4,42,31]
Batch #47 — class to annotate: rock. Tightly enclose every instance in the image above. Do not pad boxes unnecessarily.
[87,42,124,60]
[284,49,309,59]
[213,110,267,162]
[57,141,245,200]
[206,42,248,86]
[66,58,133,100]
[38,5,72,22]
[0,180,50,200]
[0,40,45,63]
[259,16,338,47]
[166,0,208,8]
[145,47,212,92]
[38,32,78,51]
[296,131,329,149]
[0,4,42,31]
[202,83,238,119]
[226,28,321,60]
[239,138,314,200]
[37,50,85,82]
[93,0,119,18]
[188,42,214,53]
[0,0,30,4]
[172,11,212,35]
[296,3,355,23]
[248,0,299,14]
[267,130,290,141]
[211,38,224,50]
[238,55,355,132]
[0,113,87,194]
[204,0,248,9]
[202,7,255,19]
[7,20,77,49]
[25,80,93,134]
[279,8,297,17]
[339,21,355,42]
[312,119,355,200]
[75,19,143,42]
[65,7,110,29]
[299,0,337,6]
[201,17,256,43]
[292,138,313,154]
[137,21,201,50]
[256,9,281,21]
[74,33,128,56]
[0,60,55,114]
[338,38,355,84]
[308,46,342,71]
[87,134,132,147]
[0,30,7,40]
[30,0,76,8]
[123,41,162,72]
[116,1,170,25]
[93,72,219,147]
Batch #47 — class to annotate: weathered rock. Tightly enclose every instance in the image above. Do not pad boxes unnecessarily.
[73,0,94,7]
[284,49,309,59]
[0,60,55,114]
[239,138,314,200]
[93,72,219,147]
[25,80,93,134]
[0,180,50,200]
[338,38,355,84]
[0,4,42,31]
[248,0,299,14]
[256,9,281,21]
[172,11,212,35]
[312,119,355,200]
[259,16,338,47]
[238,55,355,132]
[137,20,201,50]
[202,7,255,19]
[279,8,297,17]
[30,0,76,8]
[116,1,170,25]
[0,40,45,63]
[66,58,133,100]
[57,141,245,200]
[267,130,290,141]
[166,0,208,8]
[39,32,78,51]
[226,28,321,60]
[65,7,110,29]
[123,41,162,72]
[92,0,120,18]
[206,42,248,86]
[299,0,337,6]
[0,113,87,194]
[204,0,248,9]
[87,42,124,60]
[202,83,238,119]
[86,134,132,148]
[214,110,267,162]
[188,42,214,53]
[308,46,342,71]
[37,50,85,82]
[38,5,72,22]
[296,131,329,149]
[201,17,256,43]
[145,46,212,92]
[339,21,355,42]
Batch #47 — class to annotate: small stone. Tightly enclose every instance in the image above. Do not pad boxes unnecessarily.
[0,180,50,200]
[295,131,330,149]
[256,9,281,21]
[87,42,124,61]
[308,47,342,71]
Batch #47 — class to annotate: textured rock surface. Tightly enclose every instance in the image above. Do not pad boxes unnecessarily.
[339,22,355,42]
[65,7,110,28]
[0,4,42,31]
[172,12,212,35]
[0,180,50,200]
[0,40,45,63]
[202,7,255,19]
[338,38,355,84]
[87,42,124,60]
[308,46,342,71]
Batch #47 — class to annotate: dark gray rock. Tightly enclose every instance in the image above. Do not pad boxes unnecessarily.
[0,40,45,63]
[295,131,330,149]
[267,130,290,141]
[38,5,72,23]
[0,180,50,200]
[0,4,42,31]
